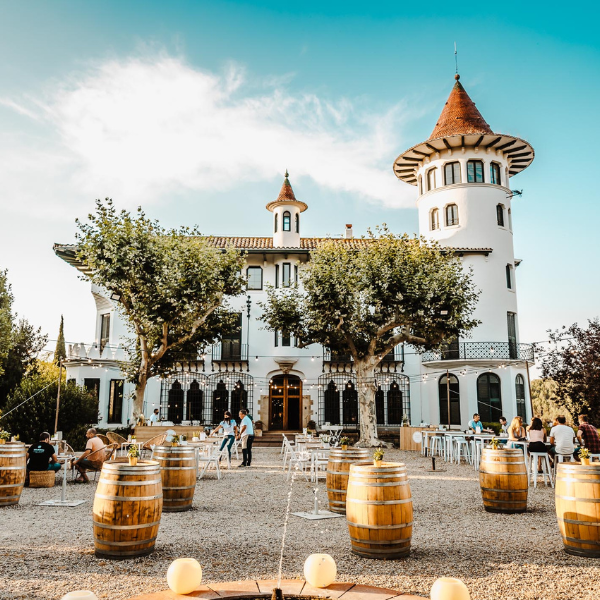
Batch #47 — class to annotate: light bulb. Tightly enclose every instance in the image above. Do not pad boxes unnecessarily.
[304,554,336,588]
[166,558,203,594]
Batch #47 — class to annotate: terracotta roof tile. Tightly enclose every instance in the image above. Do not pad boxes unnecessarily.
[430,75,493,139]
[276,172,298,203]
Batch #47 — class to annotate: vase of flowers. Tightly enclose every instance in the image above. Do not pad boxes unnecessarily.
[340,436,350,451]
[488,438,501,450]
[580,448,591,466]
[171,434,180,447]
[128,445,140,466]
[0,431,10,445]
[373,448,384,467]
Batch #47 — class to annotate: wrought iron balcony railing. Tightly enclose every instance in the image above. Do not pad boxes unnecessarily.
[323,345,404,364]
[211,341,249,362]
[421,342,534,362]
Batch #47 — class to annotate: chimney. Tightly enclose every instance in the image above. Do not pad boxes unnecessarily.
[345,224,353,239]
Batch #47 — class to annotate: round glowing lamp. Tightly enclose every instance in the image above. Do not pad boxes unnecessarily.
[303,553,336,588]
[430,578,470,600]
[167,558,203,594]
[61,592,98,600]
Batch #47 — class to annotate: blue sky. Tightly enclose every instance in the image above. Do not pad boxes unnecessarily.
[0,1,598,357]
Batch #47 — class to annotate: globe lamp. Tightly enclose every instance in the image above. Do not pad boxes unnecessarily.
[430,578,470,600]
[303,553,336,588]
[61,592,98,600]
[167,558,203,594]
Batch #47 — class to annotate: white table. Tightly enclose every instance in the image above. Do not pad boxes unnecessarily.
[37,455,85,508]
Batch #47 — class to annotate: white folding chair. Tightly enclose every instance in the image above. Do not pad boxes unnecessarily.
[286,446,311,480]
[197,444,222,480]
[311,449,330,482]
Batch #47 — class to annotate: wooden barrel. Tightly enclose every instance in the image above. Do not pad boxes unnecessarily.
[346,462,412,559]
[152,445,197,512]
[0,443,27,507]
[93,460,162,559]
[479,448,528,513]
[326,448,371,514]
[555,463,600,557]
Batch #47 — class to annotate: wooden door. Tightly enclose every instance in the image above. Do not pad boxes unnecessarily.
[269,375,302,430]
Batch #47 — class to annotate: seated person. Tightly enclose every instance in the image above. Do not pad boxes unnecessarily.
[27,432,61,478]
[73,428,105,483]
[549,415,575,463]
[499,416,509,435]
[507,416,526,448]
[576,414,600,459]
[468,413,493,434]
[526,417,548,471]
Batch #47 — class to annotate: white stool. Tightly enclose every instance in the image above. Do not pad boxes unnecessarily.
[454,438,470,464]
[471,439,483,470]
[430,435,444,457]
[554,453,574,478]
[529,452,553,488]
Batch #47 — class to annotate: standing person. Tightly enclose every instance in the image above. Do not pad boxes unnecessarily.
[211,411,238,463]
[576,415,600,459]
[73,428,105,483]
[27,432,61,481]
[149,408,160,425]
[237,408,254,468]
[549,415,575,465]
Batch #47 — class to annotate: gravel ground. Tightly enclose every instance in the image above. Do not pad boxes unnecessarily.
[1,448,599,600]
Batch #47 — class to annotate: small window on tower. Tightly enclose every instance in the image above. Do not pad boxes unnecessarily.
[274,213,278,233]
[295,213,299,233]
[427,168,437,191]
[497,204,505,227]
[490,162,501,185]
[418,176,423,195]
[506,264,513,289]
[430,208,440,231]
[445,204,459,226]
[467,160,484,183]
[283,211,291,232]
[444,162,461,185]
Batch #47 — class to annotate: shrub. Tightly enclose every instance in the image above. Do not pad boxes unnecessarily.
[482,422,501,435]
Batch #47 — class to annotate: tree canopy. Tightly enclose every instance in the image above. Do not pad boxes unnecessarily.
[54,315,66,365]
[542,319,600,423]
[260,228,479,444]
[75,199,245,417]
[0,270,13,378]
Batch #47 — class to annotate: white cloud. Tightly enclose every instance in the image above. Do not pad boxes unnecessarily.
[0,53,416,217]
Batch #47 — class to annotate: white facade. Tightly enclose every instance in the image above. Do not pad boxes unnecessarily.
[57,74,535,432]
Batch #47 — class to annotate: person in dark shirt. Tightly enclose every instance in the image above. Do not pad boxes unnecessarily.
[27,432,61,472]
[577,414,600,456]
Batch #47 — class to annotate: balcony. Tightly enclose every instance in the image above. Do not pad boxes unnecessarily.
[211,341,249,372]
[421,342,534,364]
[323,345,404,373]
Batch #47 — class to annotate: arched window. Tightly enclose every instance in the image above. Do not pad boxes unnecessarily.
[274,213,278,233]
[418,176,423,195]
[506,264,513,289]
[490,162,501,185]
[497,204,505,227]
[445,204,459,226]
[342,380,358,424]
[430,208,440,231]
[283,211,291,232]
[231,380,247,416]
[295,213,299,233]
[427,168,437,191]
[324,380,340,425]
[439,374,461,426]
[477,373,502,422]
[375,385,385,424]
[508,208,513,231]
[186,380,203,422]
[246,266,263,290]
[168,380,184,424]
[444,162,461,185]
[515,375,527,420]
[467,160,484,183]
[387,381,403,425]
[212,380,229,424]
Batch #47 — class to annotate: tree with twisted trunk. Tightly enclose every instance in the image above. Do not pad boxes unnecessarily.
[259,228,480,446]
[76,199,245,420]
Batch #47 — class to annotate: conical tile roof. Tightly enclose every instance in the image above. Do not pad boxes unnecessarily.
[266,171,308,212]
[429,74,493,139]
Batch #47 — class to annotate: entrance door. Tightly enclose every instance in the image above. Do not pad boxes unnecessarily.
[269,375,302,430]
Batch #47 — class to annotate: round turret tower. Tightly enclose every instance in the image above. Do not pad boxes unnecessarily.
[266,171,308,248]
[393,74,535,427]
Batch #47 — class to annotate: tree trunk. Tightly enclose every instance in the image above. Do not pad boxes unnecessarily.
[355,358,381,447]
[132,370,148,422]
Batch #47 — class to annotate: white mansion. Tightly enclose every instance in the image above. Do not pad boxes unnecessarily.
[54,73,535,432]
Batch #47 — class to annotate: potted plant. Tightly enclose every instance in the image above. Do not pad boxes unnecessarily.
[307,420,317,435]
[580,448,591,466]
[0,431,10,445]
[488,438,501,450]
[402,414,409,427]
[340,436,350,450]
[373,448,384,467]
[128,444,140,466]
[171,434,180,447]
[192,431,200,442]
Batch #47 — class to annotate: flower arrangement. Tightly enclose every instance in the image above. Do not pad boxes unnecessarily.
[580,448,591,465]
[171,434,180,447]
[128,444,139,465]
[489,438,501,450]
[180,434,187,442]
[373,448,384,466]
[340,436,350,450]
[0,430,11,444]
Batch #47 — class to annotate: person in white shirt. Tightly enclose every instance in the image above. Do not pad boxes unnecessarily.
[237,408,254,467]
[211,411,238,462]
[149,408,160,425]
[499,417,509,435]
[549,415,575,464]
